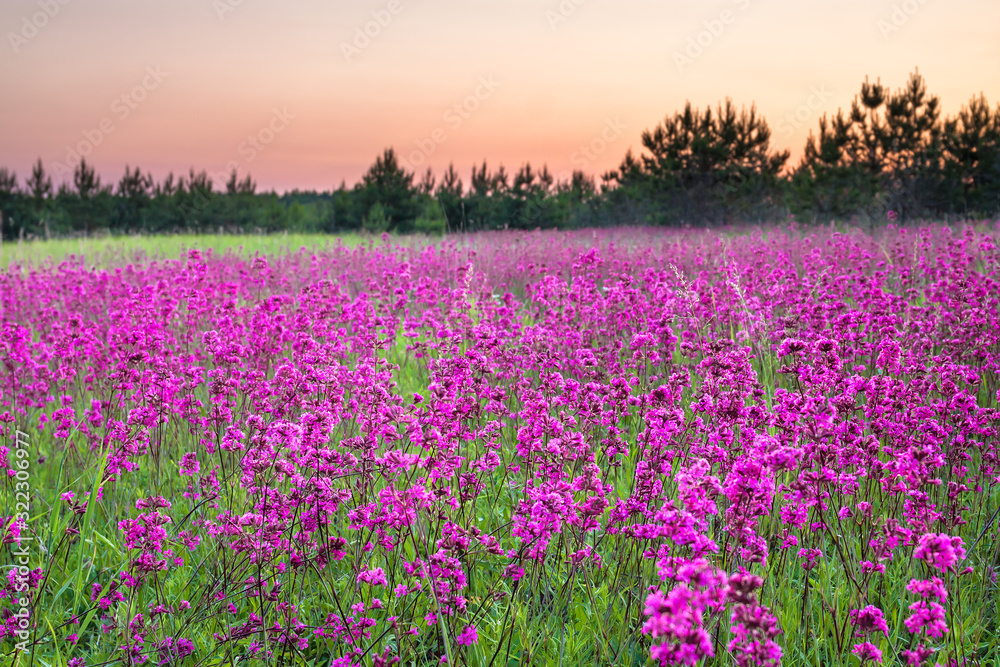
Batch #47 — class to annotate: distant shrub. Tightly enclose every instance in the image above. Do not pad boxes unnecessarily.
[413,196,447,235]
[362,201,390,234]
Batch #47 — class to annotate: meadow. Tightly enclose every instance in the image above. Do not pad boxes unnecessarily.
[1,223,999,666]
[0,233,367,271]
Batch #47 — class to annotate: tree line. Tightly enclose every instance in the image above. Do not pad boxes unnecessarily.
[1,69,998,240]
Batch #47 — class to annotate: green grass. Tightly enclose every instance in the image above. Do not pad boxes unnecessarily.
[0,232,369,269]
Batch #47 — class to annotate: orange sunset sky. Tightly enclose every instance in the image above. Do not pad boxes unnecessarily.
[2,0,999,193]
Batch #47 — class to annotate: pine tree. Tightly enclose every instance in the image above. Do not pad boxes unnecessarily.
[943,93,1000,216]
[628,99,788,223]
[114,165,152,233]
[356,148,417,232]
[0,167,16,240]
[72,158,111,235]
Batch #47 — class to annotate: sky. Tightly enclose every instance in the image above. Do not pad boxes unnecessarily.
[2,0,999,193]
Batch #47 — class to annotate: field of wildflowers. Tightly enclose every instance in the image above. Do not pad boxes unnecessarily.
[2,223,999,666]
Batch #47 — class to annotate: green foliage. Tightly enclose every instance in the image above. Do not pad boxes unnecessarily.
[788,70,1000,222]
[413,195,447,235]
[607,99,789,224]
[362,201,391,234]
[356,148,418,232]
